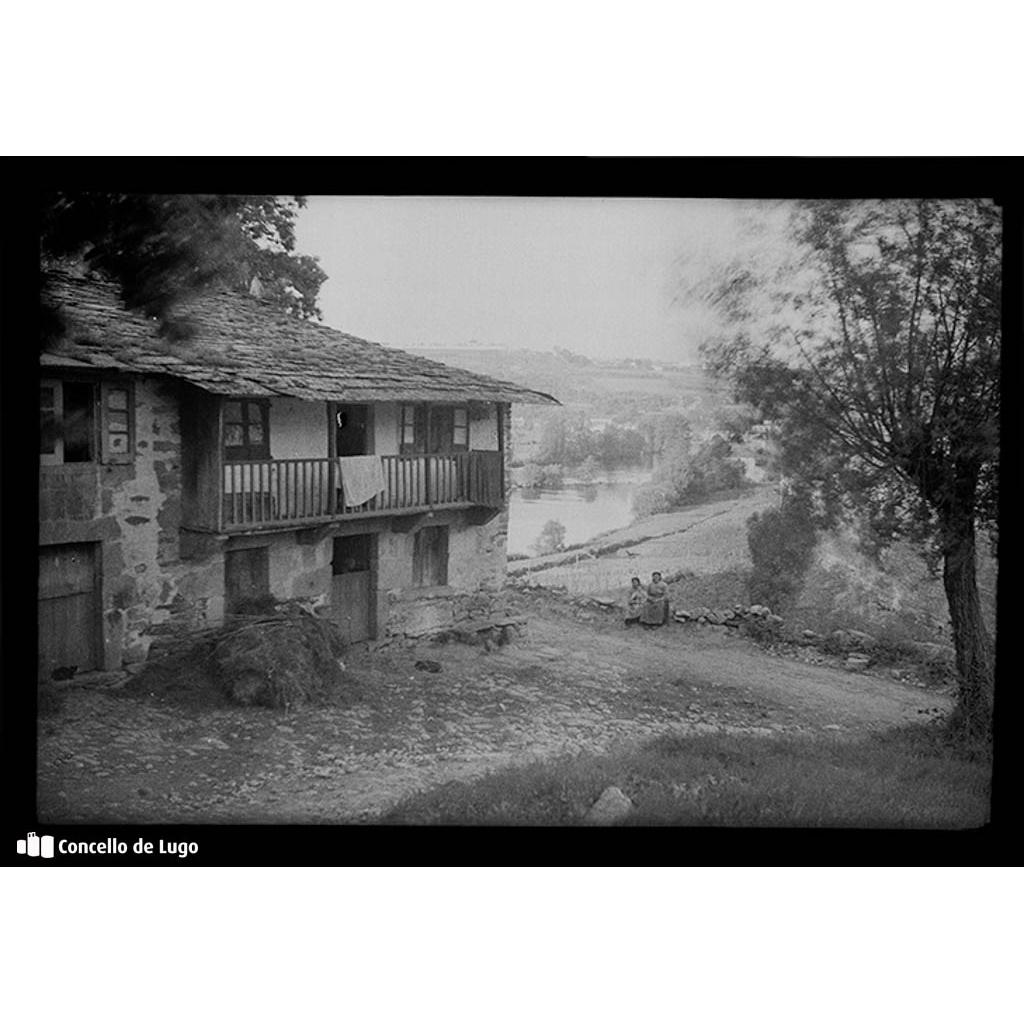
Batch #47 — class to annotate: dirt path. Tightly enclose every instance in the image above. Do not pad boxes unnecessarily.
[37,597,951,825]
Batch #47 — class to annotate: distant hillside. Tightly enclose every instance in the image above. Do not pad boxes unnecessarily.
[415,345,729,416]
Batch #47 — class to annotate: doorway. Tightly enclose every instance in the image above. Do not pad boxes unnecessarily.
[225,546,270,614]
[331,534,376,643]
[38,542,101,679]
[334,404,370,456]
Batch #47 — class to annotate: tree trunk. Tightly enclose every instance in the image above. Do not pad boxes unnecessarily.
[941,516,995,741]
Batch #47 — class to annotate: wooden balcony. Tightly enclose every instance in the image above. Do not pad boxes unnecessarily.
[213,451,504,532]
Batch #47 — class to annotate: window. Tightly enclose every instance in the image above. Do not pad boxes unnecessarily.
[41,379,134,465]
[223,399,270,461]
[413,526,449,587]
[452,407,469,450]
[400,404,425,454]
[400,405,469,454]
[332,534,372,575]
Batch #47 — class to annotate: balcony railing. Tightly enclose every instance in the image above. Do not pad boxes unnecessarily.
[218,450,504,530]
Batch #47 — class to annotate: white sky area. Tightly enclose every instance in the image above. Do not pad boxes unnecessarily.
[295,197,791,363]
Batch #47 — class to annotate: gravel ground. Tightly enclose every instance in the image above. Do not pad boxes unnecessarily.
[37,594,952,825]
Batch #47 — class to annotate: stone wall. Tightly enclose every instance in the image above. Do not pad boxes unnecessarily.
[41,382,516,671]
[40,375,187,669]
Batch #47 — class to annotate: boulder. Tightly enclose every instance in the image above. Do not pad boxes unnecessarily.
[586,786,634,824]
[844,654,872,672]
[829,628,878,652]
[749,604,771,617]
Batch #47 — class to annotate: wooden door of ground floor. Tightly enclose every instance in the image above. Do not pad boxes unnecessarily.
[331,534,375,643]
[39,542,101,679]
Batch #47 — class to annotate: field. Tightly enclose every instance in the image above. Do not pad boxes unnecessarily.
[512,488,773,598]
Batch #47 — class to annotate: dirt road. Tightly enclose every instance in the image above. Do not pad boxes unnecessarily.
[37,596,950,825]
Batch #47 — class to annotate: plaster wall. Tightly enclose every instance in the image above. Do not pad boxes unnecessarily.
[469,405,499,450]
[373,403,401,455]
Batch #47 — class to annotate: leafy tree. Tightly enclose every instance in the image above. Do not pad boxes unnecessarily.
[713,402,759,443]
[640,410,692,469]
[532,519,567,556]
[577,455,600,483]
[698,199,1000,740]
[520,463,545,489]
[40,193,327,343]
[596,423,646,468]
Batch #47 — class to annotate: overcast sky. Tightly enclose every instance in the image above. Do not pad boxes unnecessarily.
[295,197,783,363]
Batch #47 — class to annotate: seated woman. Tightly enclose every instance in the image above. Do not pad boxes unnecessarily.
[639,572,670,627]
[624,576,645,627]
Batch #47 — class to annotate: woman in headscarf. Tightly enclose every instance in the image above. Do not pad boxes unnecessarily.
[624,576,645,627]
[640,571,670,627]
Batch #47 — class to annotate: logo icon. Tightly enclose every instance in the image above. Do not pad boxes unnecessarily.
[16,832,55,858]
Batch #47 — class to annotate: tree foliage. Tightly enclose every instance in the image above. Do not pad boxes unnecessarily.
[532,519,567,556]
[633,434,746,517]
[534,409,645,470]
[747,497,818,613]
[40,194,327,342]
[698,198,1000,739]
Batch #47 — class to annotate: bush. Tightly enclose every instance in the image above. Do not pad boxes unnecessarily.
[747,497,817,613]
[632,483,674,518]
[531,519,567,556]
[643,435,747,513]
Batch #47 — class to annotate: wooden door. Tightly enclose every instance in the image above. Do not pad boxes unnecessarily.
[38,543,100,679]
[331,535,374,643]
[225,546,270,614]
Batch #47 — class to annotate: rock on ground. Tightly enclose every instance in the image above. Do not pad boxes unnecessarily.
[586,785,635,824]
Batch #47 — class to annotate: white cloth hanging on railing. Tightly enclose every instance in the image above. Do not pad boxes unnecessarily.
[337,455,385,507]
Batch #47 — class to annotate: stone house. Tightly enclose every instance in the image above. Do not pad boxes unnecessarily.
[38,271,557,679]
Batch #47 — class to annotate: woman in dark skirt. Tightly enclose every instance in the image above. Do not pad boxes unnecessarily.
[639,572,670,627]
[624,576,645,627]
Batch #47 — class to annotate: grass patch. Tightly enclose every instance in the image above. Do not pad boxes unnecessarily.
[383,724,990,828]
[667,569,750,613]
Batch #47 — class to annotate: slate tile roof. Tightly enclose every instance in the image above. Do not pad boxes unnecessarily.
[41,271,559,406]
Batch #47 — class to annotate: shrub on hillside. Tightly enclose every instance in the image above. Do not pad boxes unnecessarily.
[747,497,817,613]
[532,519,567,556]
[639,435,747,515]
[632,483,675,518]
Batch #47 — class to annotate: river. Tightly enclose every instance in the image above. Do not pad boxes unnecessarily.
[507,479,644,556]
